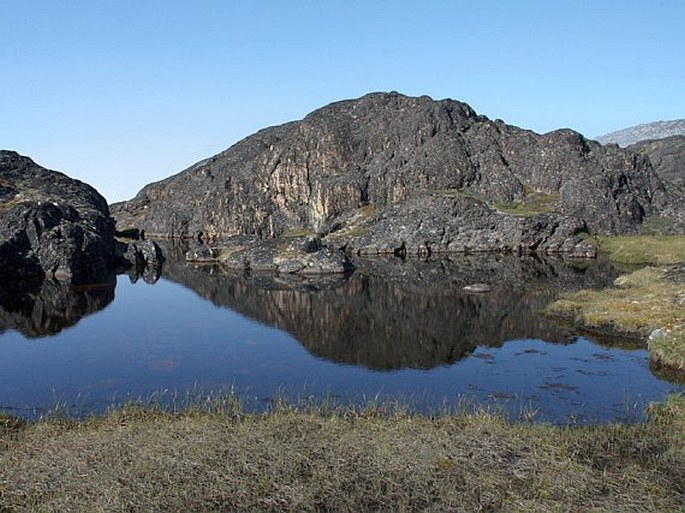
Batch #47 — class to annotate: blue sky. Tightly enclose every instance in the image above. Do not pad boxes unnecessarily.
[2,1,683,202]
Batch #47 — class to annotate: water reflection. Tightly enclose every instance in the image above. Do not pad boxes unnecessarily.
[0,276,115,338]
[0,245,680,424]
[159,242,618,370]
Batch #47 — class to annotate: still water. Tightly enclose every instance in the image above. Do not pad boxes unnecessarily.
[0,251,681,424]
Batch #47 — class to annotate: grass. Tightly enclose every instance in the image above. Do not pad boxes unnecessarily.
[0,196,23,212]
[493,191,560,217]
[597,235,685,266]
[324,204,374,240]
[548,235,685,372]
[1,395,684,512]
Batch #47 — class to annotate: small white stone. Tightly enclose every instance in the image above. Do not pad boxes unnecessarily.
[463,283,492,293]
[649,328,668,341]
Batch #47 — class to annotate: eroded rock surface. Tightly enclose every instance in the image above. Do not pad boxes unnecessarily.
[185,236,354,275]
[112,92,679,257]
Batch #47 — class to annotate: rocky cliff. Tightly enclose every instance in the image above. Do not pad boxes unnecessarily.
[112,92,678,258]
[0,151,115,283]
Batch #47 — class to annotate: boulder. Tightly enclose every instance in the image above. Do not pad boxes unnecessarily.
[121,240,164,268]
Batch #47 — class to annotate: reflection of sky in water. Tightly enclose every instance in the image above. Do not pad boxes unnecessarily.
[0,276,681,424]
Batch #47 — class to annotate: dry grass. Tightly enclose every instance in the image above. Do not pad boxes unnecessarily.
[0,196,23,212]
[548,268,683,334]
[1,396,684,512]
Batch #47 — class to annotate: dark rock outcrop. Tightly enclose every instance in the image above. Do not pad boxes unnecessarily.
[0,151,115,284]
[112,93,678,257]
[628,136,685,188]
[119,239,164,268]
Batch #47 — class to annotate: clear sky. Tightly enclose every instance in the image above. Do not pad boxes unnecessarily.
[2,1,683,203]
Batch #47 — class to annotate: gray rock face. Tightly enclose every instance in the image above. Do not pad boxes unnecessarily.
[112,92,679,257]
[0,151,115,283]
[596,119,685,147]
[628,136,685,188]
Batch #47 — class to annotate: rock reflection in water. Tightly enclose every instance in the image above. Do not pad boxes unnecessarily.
[159,242,617,370]
[0,275,116,338]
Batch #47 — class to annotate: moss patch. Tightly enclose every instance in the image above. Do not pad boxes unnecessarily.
[0,196,23,211]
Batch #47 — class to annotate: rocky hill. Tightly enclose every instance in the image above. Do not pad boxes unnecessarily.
[112,92,680,258]
[628,136,685,188]
[596,119,685,147]
[0,151,116,283]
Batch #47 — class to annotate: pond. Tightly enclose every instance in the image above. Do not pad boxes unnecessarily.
[0,247,682,424]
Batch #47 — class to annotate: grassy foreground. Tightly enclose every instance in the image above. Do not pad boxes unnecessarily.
[1,396,684,512]
[548,235,685,372]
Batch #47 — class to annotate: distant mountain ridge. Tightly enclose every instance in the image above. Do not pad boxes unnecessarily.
[596,119,685,147]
